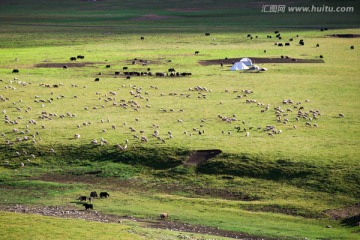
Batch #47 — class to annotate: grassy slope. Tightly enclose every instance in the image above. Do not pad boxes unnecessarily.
[0,0,360,239]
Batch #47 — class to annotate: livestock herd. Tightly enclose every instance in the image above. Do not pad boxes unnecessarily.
[0,29,353,229]
[76,191,168,219]
[77,191,110,211]
[1,29,350,171]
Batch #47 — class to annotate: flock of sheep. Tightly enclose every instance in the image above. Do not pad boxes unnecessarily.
[1,73,327,170]
[1,30,349,170]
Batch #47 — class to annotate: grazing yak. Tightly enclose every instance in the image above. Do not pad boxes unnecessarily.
[100,192,110,198]
[95,78,100,82]
[106,65,111,68]
[159,213,169,220]
[12,69,19,73]
[63,65,67,69]
[83,203,93,210]
[77,196,87,201]
[70,57,77,61]
[195,51,199,55]
[90,191,98,198]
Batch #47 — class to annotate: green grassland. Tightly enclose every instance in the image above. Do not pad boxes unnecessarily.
[0,0,360,239]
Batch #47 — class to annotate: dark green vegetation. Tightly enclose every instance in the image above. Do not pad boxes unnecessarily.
[0,0,360,239]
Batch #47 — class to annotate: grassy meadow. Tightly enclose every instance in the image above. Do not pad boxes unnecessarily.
[0,0,360,239]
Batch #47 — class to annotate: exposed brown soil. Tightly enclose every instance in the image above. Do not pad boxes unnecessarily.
[199,57,324,66]
[323,204,360,220]
[329,34,360,38]
[34,62,102,68]
[186,149,222,166]
[0,205,273,240]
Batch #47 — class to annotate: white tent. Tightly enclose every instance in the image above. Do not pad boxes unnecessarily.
[239,58,253,66]
[230,61,249,71]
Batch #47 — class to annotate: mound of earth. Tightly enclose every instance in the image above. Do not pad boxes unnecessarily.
[185,149,222,166]
[34,62,100,68]
[323,204,360,221]
[0,205,273,240]
[199,57,324,66]
[329,34,360,38]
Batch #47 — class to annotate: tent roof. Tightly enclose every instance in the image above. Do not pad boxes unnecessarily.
[239,58,253,66]
[230,61,249,70]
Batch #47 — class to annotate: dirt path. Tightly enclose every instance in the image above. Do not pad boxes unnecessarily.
[0,205,274,240]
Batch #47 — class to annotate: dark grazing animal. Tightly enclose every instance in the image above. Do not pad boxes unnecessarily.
[106,65,111,68]
[159,213,168,220]
[83,203,93,210]
[285,43,290,46]
[195,51,199,55]
[95,78,100,82]
[63,65,67,69]
[12,69,19,73]
[123,67,128,70]
[70,57,76,61]
[90,191,98,198]
[78,196,87,201]
[205,32,210,36]
[100,192,110,198]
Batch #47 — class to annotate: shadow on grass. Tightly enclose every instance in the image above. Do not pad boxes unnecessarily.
[341,214,360,227]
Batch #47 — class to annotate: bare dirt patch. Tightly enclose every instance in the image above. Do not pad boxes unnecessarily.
[323,204,360,228]
[0,204,273,239]
[186,149,222,166]
[323,204,360,220]
[199,57,324,66]
[34,62,101,68]
[328,34,360,38]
